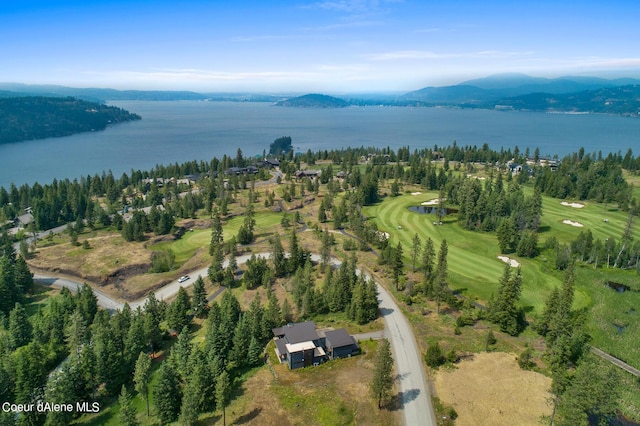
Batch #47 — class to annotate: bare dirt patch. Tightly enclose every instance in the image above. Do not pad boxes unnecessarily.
[434,352,552,426]
[29,233,151,282]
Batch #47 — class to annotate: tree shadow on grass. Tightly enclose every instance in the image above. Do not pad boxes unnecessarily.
[232,407,262,425]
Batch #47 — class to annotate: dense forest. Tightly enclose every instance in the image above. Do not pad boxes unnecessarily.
[0,97,141,144]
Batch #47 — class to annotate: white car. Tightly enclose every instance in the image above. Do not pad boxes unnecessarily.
[178,275,190,283]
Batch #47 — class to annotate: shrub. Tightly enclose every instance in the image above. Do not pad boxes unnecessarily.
[518,347,535,370]
[425,342,445,368]
[149,250,176,273]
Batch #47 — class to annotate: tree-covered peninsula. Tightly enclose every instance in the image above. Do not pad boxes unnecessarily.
[275,93,349,108]
[0,96,141,144]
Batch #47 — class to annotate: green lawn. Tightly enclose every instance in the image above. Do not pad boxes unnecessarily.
[150,211,285,265]
[364,189,640,369]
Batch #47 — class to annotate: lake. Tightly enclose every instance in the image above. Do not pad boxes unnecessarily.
[1,101,639,189]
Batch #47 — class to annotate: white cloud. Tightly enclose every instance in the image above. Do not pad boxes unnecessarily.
[364,49,534,61]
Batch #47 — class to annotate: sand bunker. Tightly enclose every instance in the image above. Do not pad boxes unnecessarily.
[562,220,584,227]
[561,201,584,208]
[498,256,521,267]
[434,352,552,426]
[421,197,446,206]
[411,192,422,195]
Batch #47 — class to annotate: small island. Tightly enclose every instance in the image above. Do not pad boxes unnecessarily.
[275,93,350,108]
[0,96,141,144]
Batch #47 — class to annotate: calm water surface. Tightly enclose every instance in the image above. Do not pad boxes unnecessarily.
[1,101,639,189]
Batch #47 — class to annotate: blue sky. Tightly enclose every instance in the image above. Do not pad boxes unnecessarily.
[2,0,639,93]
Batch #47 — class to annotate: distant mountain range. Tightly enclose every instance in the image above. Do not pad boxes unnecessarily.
[402,73,640,105]
[3,73,640,116]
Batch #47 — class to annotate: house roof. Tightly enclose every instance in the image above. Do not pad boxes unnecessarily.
[272,321,319,344]
[16,213,34,226]
[286,341,316,353]
[325,328,356,348]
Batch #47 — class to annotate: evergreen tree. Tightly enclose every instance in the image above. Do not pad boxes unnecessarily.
[171,326,193,380]
[271,234,287,277]
[154,362,182,424]
[425,341,445,368]
[167,287,191,332]
[134,352,152,417]
[489,265,524,336]
[554,356,620,426]
[209,207,223,256]
[187,346,216,412]
[118,385,140,426]
[247,336,263,366]
[13,255,33,296]
[208,244,225,284]
[44,362,80,426]
[8,302,32,349]
[179,378,201,426]
[370,339,393,409]
[215,371,231,426]
[76,282,98,325]
[433,239,449,314]
[421,237,435,282]
[191,276,208,318]
[65,309,88,352]
[411,233,421,271]
[392,242,404,290]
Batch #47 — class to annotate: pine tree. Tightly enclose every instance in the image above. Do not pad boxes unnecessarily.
[247,336,263,366]
[179,378,201,426]
[134,352,152,417]
[370,339,393,409]
[433,239,449,314]
[118,385,140,426]
[171,326,193,380]
[13,255,33,295]
[489,265,524,336]
[191,276,208,318]
[425,341,445,368]
[208,244,225,284]
[216,371,231,426]
[421,237,435,283]
[271,234,287,277]
[167,287,191,332]
[411,233,421,271]
[64,309,88,352]
[392,242,404,289]
[8,302,32,350]
[154,362,182,424]
[209,207,223,256]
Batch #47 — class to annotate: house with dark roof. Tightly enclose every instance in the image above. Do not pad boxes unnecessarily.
[294,169,320,180]
[272,321,359,369]
[323,329,359,359]
[273,321,326,369]
[263,158,280,168]
[15,212,34,228]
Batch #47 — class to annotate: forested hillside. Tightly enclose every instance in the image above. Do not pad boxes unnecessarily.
[0,97,141,144]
